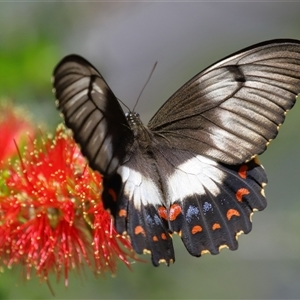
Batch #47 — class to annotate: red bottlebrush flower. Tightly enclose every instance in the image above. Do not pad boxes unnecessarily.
[0,102,36,166]
[0,124,137,286]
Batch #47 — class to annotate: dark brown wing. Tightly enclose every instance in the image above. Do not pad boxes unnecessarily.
[148,39,300,164]
[53,55,134,176]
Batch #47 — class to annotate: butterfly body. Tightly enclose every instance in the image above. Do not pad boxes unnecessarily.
[53,39,300,266]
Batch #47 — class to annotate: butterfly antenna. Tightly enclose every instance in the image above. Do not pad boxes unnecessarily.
[133,61,158,112]
[117,97,131,112]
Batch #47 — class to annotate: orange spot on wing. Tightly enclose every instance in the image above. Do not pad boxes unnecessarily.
[191,225,203,234]
[169,204,182,221]
[226,208,240,220]
[108,188,117,202]
[118,209,127,217]
[153,236,158,242]
[161,233,167,240]
[236,188,250,202]
[135,225,145,236]
[238,165,248,179]
[158,206,168,220]
[212,223,221,230]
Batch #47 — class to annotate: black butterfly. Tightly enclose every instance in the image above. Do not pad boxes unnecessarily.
[53,39,300,266]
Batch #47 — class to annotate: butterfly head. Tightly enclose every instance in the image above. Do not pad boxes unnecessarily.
[125,112,143,130]
[126,111,153,146]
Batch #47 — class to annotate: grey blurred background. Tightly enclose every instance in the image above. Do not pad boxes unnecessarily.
[1,2,300,299]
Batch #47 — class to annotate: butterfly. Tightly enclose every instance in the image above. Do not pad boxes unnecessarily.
[53,39,300,266]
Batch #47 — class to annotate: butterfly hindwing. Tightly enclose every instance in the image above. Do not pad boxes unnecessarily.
[151,147,267,256]
[53,55,134,176]
[148,39,300,165]
[103,145,267,263]
[102,151,175,266]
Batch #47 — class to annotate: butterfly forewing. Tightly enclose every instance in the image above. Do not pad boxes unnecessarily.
[53,55,134,176]
[148,40,300,165]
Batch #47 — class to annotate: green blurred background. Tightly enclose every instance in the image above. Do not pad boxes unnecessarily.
[1,2,300,299]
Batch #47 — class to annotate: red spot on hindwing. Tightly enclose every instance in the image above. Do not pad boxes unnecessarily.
[191,225,203,234]
[135,225,146,236]
[169,204,182,221]
[118,209,127,217]
[212,223,221,230]
[238,165,248,179]
[236,188,250,202]
[161,233,167,240]
[158,206,168,220]
[226,208,240,220]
